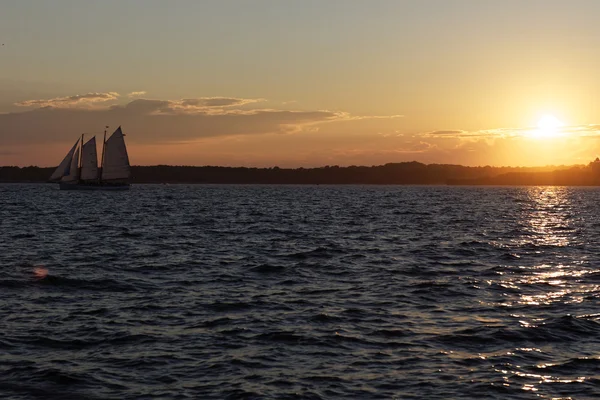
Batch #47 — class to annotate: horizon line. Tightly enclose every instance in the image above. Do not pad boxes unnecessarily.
[0,161,592,170]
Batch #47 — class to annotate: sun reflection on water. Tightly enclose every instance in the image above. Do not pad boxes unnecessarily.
[487,187,600,396]
[495,187,596,307]
[519,187,577,248]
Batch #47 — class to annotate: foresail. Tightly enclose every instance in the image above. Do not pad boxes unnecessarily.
[61,144,80,182]
[102,126,130,180]
[80,137,98,180]
[49,138,80,181]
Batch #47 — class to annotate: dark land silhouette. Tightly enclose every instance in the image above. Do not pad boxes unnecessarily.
[2,160,600,185]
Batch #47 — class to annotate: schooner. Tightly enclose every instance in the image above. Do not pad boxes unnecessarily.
[50,126,131,190]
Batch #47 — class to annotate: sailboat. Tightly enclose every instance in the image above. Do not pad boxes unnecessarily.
[50,126,131,190]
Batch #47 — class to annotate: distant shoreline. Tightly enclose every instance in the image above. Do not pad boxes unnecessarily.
[1,162,599,186]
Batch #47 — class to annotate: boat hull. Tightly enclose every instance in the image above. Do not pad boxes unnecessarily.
[59,182,130,191]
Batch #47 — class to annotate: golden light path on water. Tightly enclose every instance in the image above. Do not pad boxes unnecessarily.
[487,187,600,396]
[514,187,593,306]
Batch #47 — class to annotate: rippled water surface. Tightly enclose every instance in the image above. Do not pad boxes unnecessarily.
[2,184,600,399]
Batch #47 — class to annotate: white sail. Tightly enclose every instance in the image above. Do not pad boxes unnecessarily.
[61,144,80,182]
[49,139,80,181]
[101,126,130,181]
[80,137,98,180]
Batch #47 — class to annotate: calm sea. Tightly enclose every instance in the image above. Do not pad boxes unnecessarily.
[1,184,600,399]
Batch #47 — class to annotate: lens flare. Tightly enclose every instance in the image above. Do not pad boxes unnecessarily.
[33,266,48,279]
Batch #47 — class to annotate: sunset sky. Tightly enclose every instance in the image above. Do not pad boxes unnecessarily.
[3,0,600,167]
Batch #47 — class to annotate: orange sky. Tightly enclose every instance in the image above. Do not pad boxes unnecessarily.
[3,1,600,167]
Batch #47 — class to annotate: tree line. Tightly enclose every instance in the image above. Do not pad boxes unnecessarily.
[2,161,597,185]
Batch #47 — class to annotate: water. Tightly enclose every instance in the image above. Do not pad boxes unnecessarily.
[2,184,600,399]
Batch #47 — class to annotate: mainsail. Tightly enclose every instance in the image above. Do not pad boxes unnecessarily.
[61,144,80,182]
[80,137,98,180]
[49,138,80,181]
[101,126,130,181]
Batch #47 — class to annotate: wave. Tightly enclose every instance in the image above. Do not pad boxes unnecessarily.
[4,185,600,398]
[37,275,142,293]
[435,315,600,350]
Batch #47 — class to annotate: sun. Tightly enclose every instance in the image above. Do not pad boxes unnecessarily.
[532,114,563,138]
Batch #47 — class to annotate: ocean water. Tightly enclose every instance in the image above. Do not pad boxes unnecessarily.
[1,184,600,399]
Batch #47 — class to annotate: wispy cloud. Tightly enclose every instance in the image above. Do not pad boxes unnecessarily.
[127,91,147,98]
[426,130,466,137]
[156,97,266,114]
[110,98,293,116]
[561,124,600,138]
[422,125,600,139]
[14,92,268,114]
[2,91,405,149]
[346,114,404,121]
[15,92,120,108]
[423,129,508,139]
[180,97,264,108]
[1,98,353,145]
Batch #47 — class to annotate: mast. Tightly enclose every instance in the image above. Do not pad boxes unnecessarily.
[79,133,84,181]
[100,126,108,181]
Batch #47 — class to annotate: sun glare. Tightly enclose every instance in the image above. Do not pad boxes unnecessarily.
[532,114,563,138]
